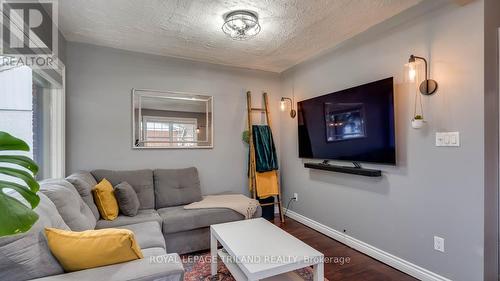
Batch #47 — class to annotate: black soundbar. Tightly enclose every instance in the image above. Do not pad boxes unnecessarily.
[304,162,382,177]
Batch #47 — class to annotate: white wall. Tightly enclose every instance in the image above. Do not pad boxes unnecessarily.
[279,1,484,280]
[65,43,281,196]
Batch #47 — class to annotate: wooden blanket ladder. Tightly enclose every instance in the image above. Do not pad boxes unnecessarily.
[246,91,284,223]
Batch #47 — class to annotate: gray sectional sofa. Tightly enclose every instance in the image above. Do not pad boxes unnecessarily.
[0,167,261,281]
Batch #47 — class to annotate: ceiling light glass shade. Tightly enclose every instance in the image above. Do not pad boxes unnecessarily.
[222,10,261,40]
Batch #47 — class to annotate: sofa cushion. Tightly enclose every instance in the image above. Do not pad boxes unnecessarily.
[158,206,243,234]
[0,192,69,281]
[30,254,184,281]
[40,179,97,231]
[154,168,202,208]
[66,171,100,220]
[141,247,167,257]
[116,222,166,250]
[92,169,154,210]
[92,179,119,221]
[114,181,140,216]
[95,209,162,229]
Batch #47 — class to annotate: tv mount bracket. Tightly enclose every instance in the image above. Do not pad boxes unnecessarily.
[322,160,363,169]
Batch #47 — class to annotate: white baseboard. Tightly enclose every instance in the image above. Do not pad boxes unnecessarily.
[284,209,452,281]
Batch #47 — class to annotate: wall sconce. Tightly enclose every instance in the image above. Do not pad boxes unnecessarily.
[407,54,438,95]
[280,97,296,118]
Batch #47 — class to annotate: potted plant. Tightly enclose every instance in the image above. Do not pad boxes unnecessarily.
[242,130,250,144]
[0,131,40,237]
[411,115,425,129]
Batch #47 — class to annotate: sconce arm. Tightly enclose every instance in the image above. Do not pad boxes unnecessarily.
[409,54,437,95]
[409,55,428,81]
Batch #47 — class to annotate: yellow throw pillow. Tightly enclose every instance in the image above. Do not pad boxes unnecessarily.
[92,178,119,220]
[45,227,143,272]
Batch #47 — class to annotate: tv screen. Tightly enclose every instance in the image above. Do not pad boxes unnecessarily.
[298,77,396,165]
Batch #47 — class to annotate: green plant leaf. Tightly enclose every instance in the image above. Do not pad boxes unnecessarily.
[0,131,40,237]
[0,132,29,151]
[0,181,40,209]
[242,130,250,144]
[0,155,38,174]
[0,167,39,192]
[0,193,39,236]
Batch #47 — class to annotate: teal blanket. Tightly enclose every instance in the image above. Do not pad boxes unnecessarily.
[252,125,278,172]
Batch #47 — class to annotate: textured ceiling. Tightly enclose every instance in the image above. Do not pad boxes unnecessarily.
[59,0,422,73]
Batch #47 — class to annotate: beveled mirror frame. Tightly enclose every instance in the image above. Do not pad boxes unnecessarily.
[132,88,214,149]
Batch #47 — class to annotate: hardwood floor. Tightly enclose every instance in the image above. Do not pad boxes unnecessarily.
[272,216,417,281]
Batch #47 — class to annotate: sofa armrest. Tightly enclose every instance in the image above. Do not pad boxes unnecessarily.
[31,254,184,281]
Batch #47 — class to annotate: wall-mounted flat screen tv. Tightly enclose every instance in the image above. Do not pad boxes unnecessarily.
[297,77,396,165]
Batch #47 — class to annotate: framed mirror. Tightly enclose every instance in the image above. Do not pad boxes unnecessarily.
[132,89,213,149]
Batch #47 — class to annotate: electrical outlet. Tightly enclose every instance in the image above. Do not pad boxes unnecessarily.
[434,236,445,252]
[293,193,298,201]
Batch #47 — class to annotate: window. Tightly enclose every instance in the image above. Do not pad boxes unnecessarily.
[0,62,65,179]
[142,116,197,147]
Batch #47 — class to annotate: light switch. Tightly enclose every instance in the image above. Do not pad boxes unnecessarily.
[451,135,457,144]
[436,132,460,147]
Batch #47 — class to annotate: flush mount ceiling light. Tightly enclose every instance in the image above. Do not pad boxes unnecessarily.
[222,10,261,40]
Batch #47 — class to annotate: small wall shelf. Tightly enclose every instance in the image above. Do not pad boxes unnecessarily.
[304,162,382,177]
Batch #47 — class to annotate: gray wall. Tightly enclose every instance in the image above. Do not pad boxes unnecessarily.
[279,1,484,280]
[65,42,281,195]
[65,1,488,279]
[484,0,500,279]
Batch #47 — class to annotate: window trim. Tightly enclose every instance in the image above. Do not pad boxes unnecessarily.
[33,65,66,178]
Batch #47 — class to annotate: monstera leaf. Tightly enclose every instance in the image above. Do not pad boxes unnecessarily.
[0,132,40,237]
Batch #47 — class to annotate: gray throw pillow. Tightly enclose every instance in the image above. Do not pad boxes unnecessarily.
[114,182,140,216]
